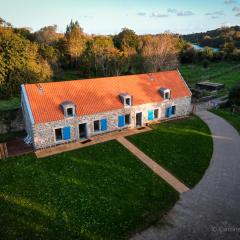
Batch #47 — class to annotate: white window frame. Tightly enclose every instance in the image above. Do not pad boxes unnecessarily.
[154,108,159,119]
[125,97,131,106]
[66,107,74,117]
[172,105,176,115]
[93,119,101,132]
[124,113,131,125]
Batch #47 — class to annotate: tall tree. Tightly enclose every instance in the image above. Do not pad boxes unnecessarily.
[141,34,179,72]
[34,25,63,44]
[0,28,52,97]
[87,36,123,76]
[113,28,140,55]
[64,20,86,68]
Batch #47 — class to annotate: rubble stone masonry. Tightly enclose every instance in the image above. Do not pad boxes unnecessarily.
[31,96,191,149]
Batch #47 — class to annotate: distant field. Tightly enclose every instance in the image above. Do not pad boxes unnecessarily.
[180,62,240,89]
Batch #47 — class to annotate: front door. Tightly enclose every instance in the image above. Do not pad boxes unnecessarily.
[136,112,142,127]
[79,123,87,139]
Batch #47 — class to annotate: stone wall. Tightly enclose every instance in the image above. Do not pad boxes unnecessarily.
[32,96,192,149]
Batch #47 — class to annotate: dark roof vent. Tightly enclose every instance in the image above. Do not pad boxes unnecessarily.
[148,73,155,81]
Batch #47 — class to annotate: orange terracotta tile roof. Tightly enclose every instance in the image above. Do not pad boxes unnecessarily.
[24,70,191,124]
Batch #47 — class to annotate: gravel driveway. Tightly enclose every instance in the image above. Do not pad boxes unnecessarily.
[132,110,240,240]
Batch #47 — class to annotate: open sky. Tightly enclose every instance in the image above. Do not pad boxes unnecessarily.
[0,0,239,34]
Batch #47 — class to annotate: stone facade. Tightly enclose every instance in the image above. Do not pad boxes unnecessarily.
[30,96,191,149]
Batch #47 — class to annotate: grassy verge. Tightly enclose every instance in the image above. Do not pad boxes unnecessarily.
[0,97,20,111]
[0,140,178,240]
[127,116,213,188]
[210,108,240,134]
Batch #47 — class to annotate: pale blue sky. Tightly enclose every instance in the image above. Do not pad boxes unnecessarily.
[0,0,239,34]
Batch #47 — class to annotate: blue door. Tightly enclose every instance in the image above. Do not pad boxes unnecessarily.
[148,110,154,121]
[166,107,172,118]
[63,126,71,140]
[101,118,107,131]
[118,115,125,127]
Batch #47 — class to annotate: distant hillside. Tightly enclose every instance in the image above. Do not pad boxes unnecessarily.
[182,26,240,49]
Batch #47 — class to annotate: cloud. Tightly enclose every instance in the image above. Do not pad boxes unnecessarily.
[167,9,195,17]
[137,12,147,17]
[211,16,220,19]
[232,6,240,11]
[150,12,169,18]
[236,12,240,16]
[224,0,236,4]
[206,10,224,16]
[177,11,195,16]
[168,8,178,14]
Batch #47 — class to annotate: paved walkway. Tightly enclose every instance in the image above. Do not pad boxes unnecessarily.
[117,137,189,194]
[131,110,240,240]
[36,127,152,158]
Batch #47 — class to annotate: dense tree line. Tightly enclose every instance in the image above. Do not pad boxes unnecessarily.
[0,18,182,98]
[1,17,239,99]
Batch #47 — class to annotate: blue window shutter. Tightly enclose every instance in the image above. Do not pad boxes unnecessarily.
[148,110,154,121]
[101,118,107,131]
[63,126,71,140]
[166,107,172,118]
[118,115,125,127]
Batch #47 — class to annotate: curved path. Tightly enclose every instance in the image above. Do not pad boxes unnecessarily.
[132,110,240,240]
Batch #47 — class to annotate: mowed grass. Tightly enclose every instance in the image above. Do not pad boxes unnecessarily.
[0,140,178,240]
[211,108,240,134]
[180,62,240,89]
[127,116,213,188]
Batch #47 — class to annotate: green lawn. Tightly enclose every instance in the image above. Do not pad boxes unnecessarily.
[210,108,240,134]
[0,140,178,240]
[0,97,20,111]
[180,62,240,89]
[127,116,213,188]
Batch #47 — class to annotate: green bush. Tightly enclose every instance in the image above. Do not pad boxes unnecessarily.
[229,84,240,106]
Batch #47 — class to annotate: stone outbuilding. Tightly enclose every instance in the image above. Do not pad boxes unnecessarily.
[21,70,192,149]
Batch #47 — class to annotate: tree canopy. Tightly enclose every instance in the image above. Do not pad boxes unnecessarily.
[1,17,238,99]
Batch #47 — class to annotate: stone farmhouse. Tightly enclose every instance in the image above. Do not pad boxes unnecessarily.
[21,70,192,149]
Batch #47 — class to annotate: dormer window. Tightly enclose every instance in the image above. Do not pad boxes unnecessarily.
[119,93,132,107]
[164,92,170,100]
[159,88,171,100]
[125,97,131,106]
[67,107,73,117]
[61,101,76,118]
